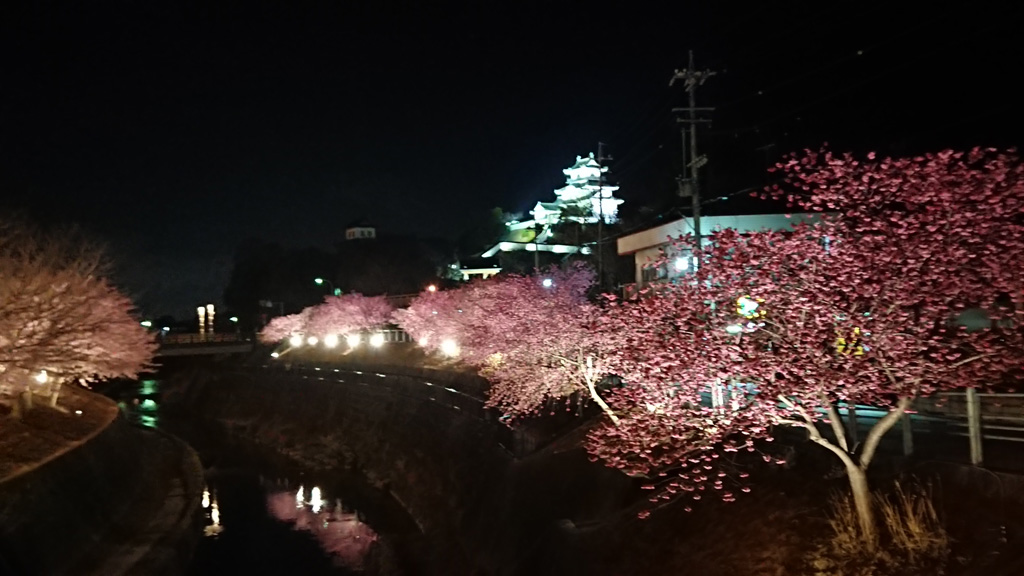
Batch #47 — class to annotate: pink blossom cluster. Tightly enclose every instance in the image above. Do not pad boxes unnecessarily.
[589,147,1024,513]
[0,224,156,404]
[258,293,394,343]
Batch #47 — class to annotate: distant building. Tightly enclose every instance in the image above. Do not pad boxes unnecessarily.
[616,213,821,293]
[483,153,622,258]
[455,256,502,281]
[345,218,376,241]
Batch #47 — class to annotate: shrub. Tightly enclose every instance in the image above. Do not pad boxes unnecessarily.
[811,481,949,576]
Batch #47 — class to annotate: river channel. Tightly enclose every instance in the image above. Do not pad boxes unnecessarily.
[103,377,425,575]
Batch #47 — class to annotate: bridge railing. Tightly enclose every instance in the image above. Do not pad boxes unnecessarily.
[160,332,254,345]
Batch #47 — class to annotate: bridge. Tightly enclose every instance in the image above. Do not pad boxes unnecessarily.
[156,332,255,356]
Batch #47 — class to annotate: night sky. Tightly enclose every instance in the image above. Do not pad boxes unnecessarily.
[2,2,1022,318]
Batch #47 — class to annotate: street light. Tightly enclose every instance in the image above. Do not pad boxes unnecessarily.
[140,320,153,328]
[541,278,553,288]
[427,284,437,293]
[314,278,342,296]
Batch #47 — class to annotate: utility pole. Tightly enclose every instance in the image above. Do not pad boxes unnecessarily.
[670,51,716,267]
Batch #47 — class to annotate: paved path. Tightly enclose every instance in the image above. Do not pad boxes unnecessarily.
[70,427,204,575]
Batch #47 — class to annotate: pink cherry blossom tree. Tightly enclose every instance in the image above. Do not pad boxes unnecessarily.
[391,286,473,353]
[465,263,622,422]
[0,221,156,416]
[258,294,393,344]
[259,310,310,343]
[394,263,624,422]
[303,293,393,338]
[591,148,1024,539]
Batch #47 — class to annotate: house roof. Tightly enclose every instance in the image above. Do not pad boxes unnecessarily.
[617,213,823,256]
[345,217,374,229]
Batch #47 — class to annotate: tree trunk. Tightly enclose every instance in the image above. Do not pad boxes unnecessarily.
[15,390,33,418]
[48,382,61,408]
[846,463,877,547]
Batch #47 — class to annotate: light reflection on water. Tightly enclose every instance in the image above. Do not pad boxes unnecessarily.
[109,377,417,574]
[266,480,379,571]
[200,487,223,537]
[116,378,160,428]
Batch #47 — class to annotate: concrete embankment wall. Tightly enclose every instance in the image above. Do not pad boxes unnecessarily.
[166,363,641,575]
[0,397,204,576]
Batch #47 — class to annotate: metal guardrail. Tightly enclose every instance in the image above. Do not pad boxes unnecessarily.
[379,329,413,343]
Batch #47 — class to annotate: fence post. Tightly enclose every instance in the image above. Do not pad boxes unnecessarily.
[901,411,913,457]
[710,383,724,408]
[966,387,983,466]
[847,405,859,446]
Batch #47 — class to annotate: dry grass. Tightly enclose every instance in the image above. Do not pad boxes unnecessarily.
[0,386,117,481]
[813,481,950,575]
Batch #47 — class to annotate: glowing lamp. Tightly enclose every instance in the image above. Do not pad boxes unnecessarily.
[288,334,303,347]
[270,352,280,358]
[440,339,459,357]
[427,284,437,292]
[140,320,153,328]
[346,333,361,348]
[307,336,319,346]
[229,316,238,323]
[541,278,553,288]
[369,333,385,347]
[310,486,322,514]
[324,334,339,348]
[34,370,48,384]
[314,278,325,285]
[673,257,689,271]
[418,337,429,347]
[206,304,215,334]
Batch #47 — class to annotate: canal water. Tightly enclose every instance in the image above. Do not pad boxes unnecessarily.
[104,378,424,575]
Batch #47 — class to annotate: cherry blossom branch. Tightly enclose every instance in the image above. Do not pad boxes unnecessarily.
[858,396,912,469]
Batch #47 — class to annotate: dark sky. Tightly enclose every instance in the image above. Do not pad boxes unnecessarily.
[2,1,1022,318]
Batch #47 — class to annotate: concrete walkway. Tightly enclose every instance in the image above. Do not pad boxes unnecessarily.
[69,426,205,575]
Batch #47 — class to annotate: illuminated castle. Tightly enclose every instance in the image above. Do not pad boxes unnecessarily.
[483,153,623,258]
[530,153,622,227]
